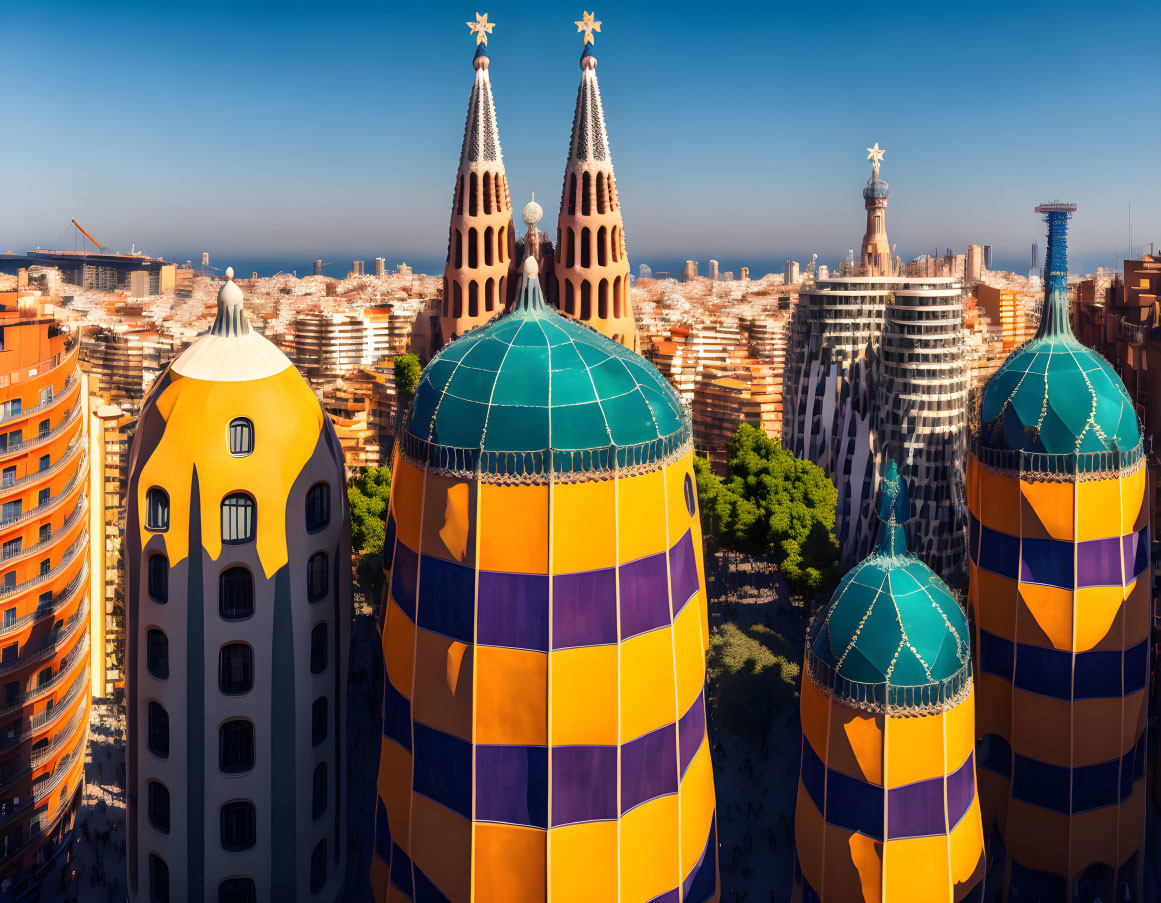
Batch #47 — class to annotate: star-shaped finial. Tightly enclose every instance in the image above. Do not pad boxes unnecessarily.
[575,10,602,45]
[866,142,885,166]
[467,12,496,46]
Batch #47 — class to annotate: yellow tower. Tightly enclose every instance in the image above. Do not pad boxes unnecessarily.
[371,256,718,902]
[794,464,984,902]
[969,205,1148,900]
[125,270,352,902]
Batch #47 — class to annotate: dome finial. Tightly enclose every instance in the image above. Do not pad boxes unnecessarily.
[468,12,495,69]
[576,10,601,68]
[210,264,251,338]
[875,460,910,558]
[225,266,234,281]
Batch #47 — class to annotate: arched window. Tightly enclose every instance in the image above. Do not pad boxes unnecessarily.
[613,277,622,319]
[145,488,168,532]
[581,282,592,320]
[305,483,329,533]
[221,493,255,544]
[596,172,607,213]
[310,840,327,893]
[149,855,169,903]
[468,172,478,216]
[484,227,494,266]
[494,173,503,210]
[598,226,608,267]
[581,228,591,268]
[611,226,620,262]
[468,281,479,318]
[146,629,168,680]
[454,230,463,269]
[598,279,609,319]
[219,720,254,774]
[312,696,328,746]
[308,552,328,603]
[312,762,328,820]
[567,173,577,215]
[684,472,697,516]
[566,229,576,269]
[565,280,575,315]
[483,173,493,214]
[468,228,479,269]
[485,278,495,313]
[498,226,506,263]
[148,554,168,604]
[219,643,253,696]
[219,567,253,620]
[455,174,464,216]
[498,276,506,307]
[311,623,328,674]
[218,878,256,903]
[148,781,170,833]
[148,701,169,759]
[581,172,591,216]
[228,418,253,457]
[220,800,256,852]
[453,282,463,318]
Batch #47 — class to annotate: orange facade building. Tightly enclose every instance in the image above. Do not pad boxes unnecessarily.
[0,290,89,893]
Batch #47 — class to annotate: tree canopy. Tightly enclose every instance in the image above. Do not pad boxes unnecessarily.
[348,465,392,604]
[394,353,423,412]
[694,423,839,598]
[707,622,800,739]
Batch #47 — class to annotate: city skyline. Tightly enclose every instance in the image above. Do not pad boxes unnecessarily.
[2,0,1158,275]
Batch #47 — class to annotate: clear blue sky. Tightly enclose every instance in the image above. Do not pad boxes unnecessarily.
[2,0,1158,276]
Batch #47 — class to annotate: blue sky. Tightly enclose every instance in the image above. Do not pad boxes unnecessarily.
[2,0,1158,276]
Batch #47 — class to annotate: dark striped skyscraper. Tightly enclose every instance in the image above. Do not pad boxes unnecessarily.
[969,204,1149,900]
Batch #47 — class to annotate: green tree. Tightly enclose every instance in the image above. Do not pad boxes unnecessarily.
[394,353,423,412]
[348,465,392,602]
[695,424,840,598]
[707,622,801,738]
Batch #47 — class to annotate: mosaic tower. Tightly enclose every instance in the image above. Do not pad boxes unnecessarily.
[793,462,984,902]
[553,12,637,350]
[858,143,893,277]
[126,271,351,902]
[370,255,718,903]
[440,14,517,347]
[969,204,1149,900]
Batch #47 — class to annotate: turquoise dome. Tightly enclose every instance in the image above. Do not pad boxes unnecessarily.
[402,260,689,479]
[979,213,1140,461]
[807,462,970,708]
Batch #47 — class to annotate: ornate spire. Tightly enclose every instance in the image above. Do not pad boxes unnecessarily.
[210,267,251,338]
[459,22,503,166]
[874,460,909,558]
[867,142,885,181]
[506,255,549,315]
[1034,202,1078,340]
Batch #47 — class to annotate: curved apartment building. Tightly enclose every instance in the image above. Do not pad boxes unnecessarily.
[0,290,90,895]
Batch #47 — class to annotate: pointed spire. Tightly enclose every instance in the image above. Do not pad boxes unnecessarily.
[874,460,909,558]
[567,49,610,165]
[210,267,251,338]
[1034,202,1078,340]
[505,255,549,315]
[459,55,502,166]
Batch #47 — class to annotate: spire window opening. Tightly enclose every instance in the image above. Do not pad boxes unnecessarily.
[566,229,576,268]
[609,174,619,209]
[581,172,591,216]
[456,174,464,216]
[483,173,493,214]
[499,276,506,306]
[485,278,495,312]
[581,282,592,320]
[565,280,575,315]
[494,173,503,211]
[596,173,607,213]
[468,228,479,268]
[484,227,494,266]
[598,227,608,267]
[454,230,463,269]
[611,227,620,262]
[469,282,479,318]
[442,279,449,316]
[581,228,591,268]
[497,226,505,263]
[454,282,463,318]
[567,174,577,216]
[469,173,478,216]
[613,277,622,319]
[598,279,609,319]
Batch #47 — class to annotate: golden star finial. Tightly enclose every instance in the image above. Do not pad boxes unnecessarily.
[467,12,496,46]
[866,142,885,166]
[575,10,602,45]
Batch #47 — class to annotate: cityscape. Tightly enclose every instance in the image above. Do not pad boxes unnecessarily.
[1,3,1159,902]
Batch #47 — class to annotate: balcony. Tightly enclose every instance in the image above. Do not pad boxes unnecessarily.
[0,372,80,430]
[0,526,88,603]
[0,557,88,648]
[0,337,79,393]
[0,598,89,684]
[0,460,86,537]
[1117,316,1151,346]
[0,493,86,573]
[0,399,82,464]
[0,440,85,503]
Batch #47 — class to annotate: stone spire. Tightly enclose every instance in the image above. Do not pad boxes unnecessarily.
[553,11,637,351]
[439,13,516,348]
[858,142,893,277]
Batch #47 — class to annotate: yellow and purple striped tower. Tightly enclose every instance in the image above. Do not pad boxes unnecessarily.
[370,254,719,902]
[969,204,1149,900]
[793,462,985,903]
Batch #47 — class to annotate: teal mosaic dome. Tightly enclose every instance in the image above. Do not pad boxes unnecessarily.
[807,462,970,709]
[402,258,689,479]
[979,225,1139,459]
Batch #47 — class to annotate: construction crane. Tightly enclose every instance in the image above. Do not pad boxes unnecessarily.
[71,219,105,251]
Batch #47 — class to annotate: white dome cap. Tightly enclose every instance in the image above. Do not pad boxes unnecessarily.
[521,196,543,227]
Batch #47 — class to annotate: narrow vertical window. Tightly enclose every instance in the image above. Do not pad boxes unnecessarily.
[146,629,169,680]
[148,701,169,758]
[308,552,329,603]
[146,488,169,532]
[228,418,254,456]
[305,483,330,533]
[148,554,168,603]
[221,493,255,544]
